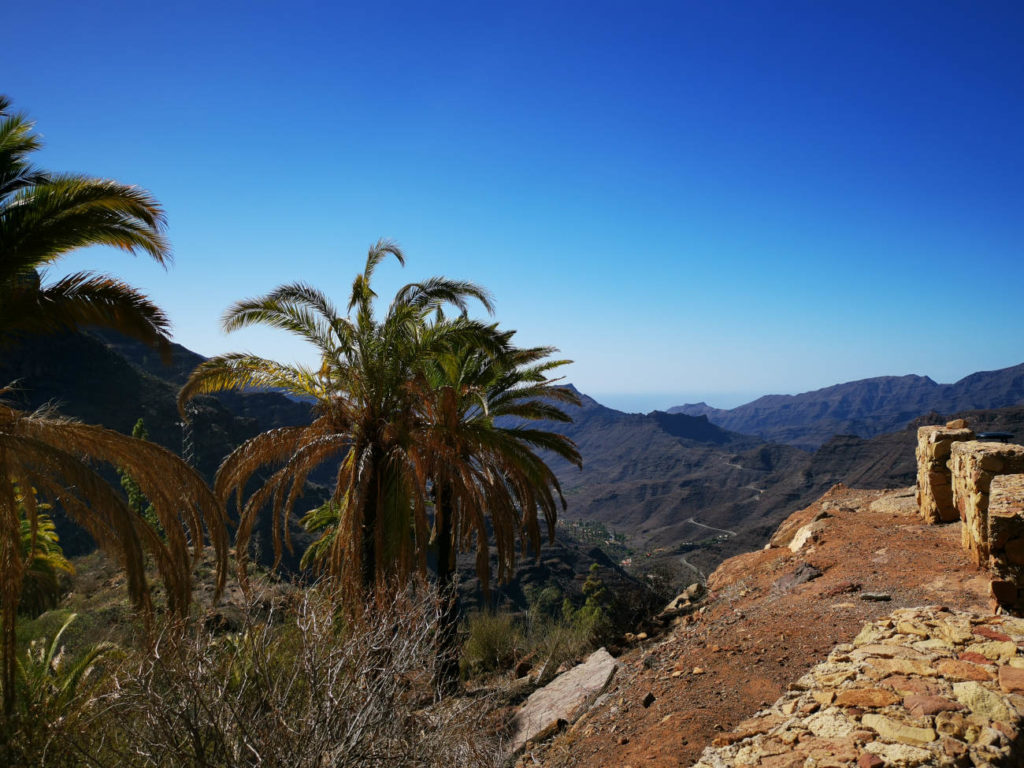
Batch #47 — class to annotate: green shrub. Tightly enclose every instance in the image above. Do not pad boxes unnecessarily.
[460,609,525,677]
[461,569,615,684]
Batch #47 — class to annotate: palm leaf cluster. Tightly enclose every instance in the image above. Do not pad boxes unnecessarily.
[415,338,581,591]
[0,95,171,352]
[0,397,229,709]
[181,241,581,596]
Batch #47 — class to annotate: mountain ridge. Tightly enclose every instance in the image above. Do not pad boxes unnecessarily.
[668,364,1024,449]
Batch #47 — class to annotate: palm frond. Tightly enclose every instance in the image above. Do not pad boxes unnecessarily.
[0,270,171,354]
[0,402,227,713]
[392,277,495,316]
[0,175,169,277]
[178,354,321,414]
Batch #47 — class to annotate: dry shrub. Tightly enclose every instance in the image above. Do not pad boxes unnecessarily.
[42,580,502,768]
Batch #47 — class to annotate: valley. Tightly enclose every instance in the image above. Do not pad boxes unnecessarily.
[8,329,1024,597]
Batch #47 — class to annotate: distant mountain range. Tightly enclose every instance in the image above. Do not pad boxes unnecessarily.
[668,364,1024,450]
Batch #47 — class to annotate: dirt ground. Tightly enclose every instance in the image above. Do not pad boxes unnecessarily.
[519,484,993,767]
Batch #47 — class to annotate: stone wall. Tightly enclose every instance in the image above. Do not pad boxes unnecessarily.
[693,607,1024,768]
[985,475,1024,613]
[949,442,1024,568]
[916,424,974,524]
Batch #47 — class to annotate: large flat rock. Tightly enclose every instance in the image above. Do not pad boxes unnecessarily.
[510,647,618,753]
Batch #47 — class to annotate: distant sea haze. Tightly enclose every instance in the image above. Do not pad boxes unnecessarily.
[589,391,763,414]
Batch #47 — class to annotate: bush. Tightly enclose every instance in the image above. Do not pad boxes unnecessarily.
[462,569,615,684]
[9,581,503,767]
[461,610,525,678]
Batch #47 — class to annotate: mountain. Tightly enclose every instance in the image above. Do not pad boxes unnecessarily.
[669,364,1024,449]
[545,391,1024,579]
[536,389,828,576]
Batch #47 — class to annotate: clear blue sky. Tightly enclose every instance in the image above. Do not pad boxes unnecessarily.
[6,1,1024,412]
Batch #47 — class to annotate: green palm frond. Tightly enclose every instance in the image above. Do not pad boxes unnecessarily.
[12,613,118,719]
[0,175,169,276]
[347,238,405,316]
[0,270,171,353]
[0,95,172,352]
[392,276,495,316]
[178,354,322,412]
[16,494,73,617]
[0,105,47,201]
[299,502,340,571]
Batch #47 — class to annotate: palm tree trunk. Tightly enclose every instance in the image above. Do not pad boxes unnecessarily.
[361,490,377,594]
[1,468,21,716]
[435,487,460,695]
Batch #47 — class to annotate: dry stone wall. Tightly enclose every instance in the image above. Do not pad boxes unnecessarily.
[915,432,1024,613]
[949,442,1024,571]
[916,425,975,524]
[984,475,1024,614]
[693,607,1024,768]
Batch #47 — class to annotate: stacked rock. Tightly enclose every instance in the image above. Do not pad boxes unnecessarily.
[693,607,1024,767]
[985,475,1024,613]
[916,424,974,524]
[949,442,1024,571]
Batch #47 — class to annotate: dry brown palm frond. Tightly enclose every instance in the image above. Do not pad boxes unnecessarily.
[0,398,227,713]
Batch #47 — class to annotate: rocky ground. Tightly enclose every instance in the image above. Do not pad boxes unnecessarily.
[693,606,1024,766]
[517,484,995,766]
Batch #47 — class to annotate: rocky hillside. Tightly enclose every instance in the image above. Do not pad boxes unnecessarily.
[540,386,1024,579]
[670,364,1024,450]
[517,484,998,767]
[539,388,815,553]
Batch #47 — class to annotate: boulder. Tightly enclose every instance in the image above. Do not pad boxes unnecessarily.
[509,647,618,753]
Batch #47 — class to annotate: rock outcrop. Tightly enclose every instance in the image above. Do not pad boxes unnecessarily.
[509,648,618,754]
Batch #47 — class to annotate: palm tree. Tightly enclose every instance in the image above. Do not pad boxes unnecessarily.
[416,337,580,589]
[0,96,228,714]
[413,336,581,689]
[0,95,171,353]
[179,240,500,594]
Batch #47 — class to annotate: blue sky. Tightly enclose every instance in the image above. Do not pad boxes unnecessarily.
[6,1,1024,412]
